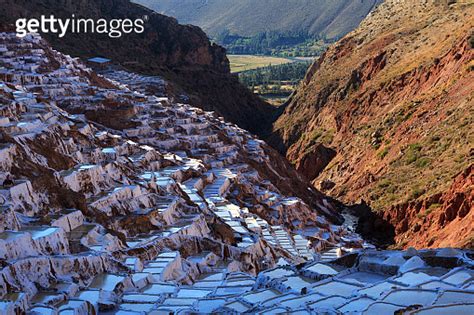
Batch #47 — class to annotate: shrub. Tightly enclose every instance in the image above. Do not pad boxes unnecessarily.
[387,185,397,194]
[415,157,431,168]
[428,203,442,210]
[406,152,418,164]
[405,143,423,164]
[378,179,391,188]
[321,129,335,144]
[408,143,423,151]
[411,187,425,199]
[377,146,390,159]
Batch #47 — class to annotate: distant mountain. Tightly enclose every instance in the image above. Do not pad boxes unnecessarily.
[135,0,382,55]
[136,0,381,40]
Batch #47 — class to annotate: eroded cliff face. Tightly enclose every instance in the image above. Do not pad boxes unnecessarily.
[270,0,474,248]
[0,0,276,135]
[382,165,473,249]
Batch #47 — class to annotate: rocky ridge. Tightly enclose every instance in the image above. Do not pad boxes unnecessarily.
[270,0,473,248]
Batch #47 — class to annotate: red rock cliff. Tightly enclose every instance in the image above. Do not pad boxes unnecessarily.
[270,0,474,248]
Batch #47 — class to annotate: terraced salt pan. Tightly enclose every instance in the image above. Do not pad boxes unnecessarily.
[88,274,126,292]
[242,289,280,305]
[122,294,160,303]
[224,300,251,312]
[279,292,324,308]
[393,271,438,286]
[307,296,348,310]
[281,275,316,291]
[28,306,56,315]
[142,283,176,295]
[176,288,212,298]
[442,269,473,286]
[338,271,388,285]
[357,281,403,298]
[337,296,376,313]
[434,290,474,305]
[1,33,472,315]
[120,303,155,312]
[362,302,404,314]
[195,298,226,312]
[214,285,253,296]
[260,267,295,280]
[412,303,474,315]
[160,297,196,306]
[312,281,362,297]
[21,226,60,240]
[306,263,339,275]
[420,280,457,290]
[382,289,438,306]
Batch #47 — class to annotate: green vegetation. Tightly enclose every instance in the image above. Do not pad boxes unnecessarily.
[377,146,390,160]
[238,61,312,84]
[411,186,426,200]
[427,203,442,212]
[378,179,391,188]
[218,31,329,56]
[370,105,473,211]
[305,128,335,146]
[236,61,313,105]
[404,143,423,164]
[137,0,381,56]
[415,157,431,168]
[404,143,430,168]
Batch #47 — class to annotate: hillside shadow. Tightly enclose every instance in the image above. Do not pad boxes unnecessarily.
[348,200,395,248]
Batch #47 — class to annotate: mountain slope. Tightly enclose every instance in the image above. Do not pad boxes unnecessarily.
[135,0,381,40]
[1,31,473,315]
[270,0,474,248]
[0,0,276,135]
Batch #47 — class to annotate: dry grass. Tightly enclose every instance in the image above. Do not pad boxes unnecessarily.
[276,1,474,213]
[228,55,294,73]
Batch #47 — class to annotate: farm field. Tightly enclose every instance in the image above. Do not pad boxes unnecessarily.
[228,54,294,73]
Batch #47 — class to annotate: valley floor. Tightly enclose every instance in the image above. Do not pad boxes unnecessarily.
[228,54,295,73]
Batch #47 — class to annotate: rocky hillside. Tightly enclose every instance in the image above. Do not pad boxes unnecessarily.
[270,0,473,248]
[1,31,473,315]
[136,0,381,41]
[0,0,276,135]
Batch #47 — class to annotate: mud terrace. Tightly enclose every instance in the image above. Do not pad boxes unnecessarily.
[0,33,472,314]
